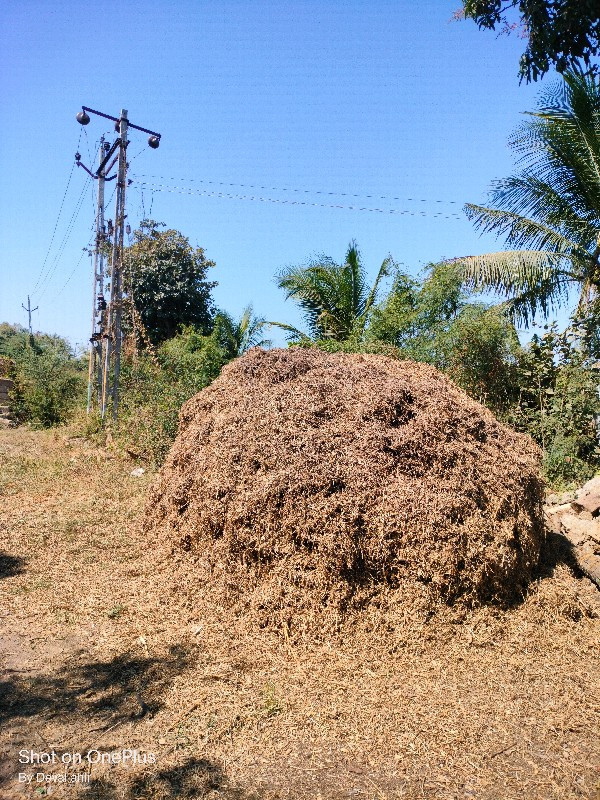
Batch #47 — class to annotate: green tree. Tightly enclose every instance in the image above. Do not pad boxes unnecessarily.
[510,321,600,485]
[274,241,392,342]
[212,305,272,358]
[0,323,85,427]
[460,1,600,82]
[124,220,217,345]
[453,71,600,325]
[369,263,521,412]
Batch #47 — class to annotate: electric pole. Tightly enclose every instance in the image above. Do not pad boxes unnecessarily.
[86,137,108,413]
[22,296,38,335]
[102,109,128,421]
[75,105,161,421]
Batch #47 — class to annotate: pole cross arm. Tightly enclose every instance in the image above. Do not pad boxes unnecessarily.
[80,106,162,140]
[76,160,97,179]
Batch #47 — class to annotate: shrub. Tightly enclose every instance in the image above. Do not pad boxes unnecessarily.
[116,327,228,464]
[0,324,86,427]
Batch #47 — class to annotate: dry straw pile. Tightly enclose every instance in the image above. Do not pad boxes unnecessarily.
[146,348,544,634]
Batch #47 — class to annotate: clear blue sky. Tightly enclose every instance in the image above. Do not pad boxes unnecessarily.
[1,0,551,348]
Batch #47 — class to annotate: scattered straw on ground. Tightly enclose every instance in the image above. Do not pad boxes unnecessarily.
[1,421,599,799]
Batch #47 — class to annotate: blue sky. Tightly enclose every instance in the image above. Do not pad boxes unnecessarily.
[0,0,551,348]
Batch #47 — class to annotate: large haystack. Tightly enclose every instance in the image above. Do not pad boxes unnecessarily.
[146,348,544,631]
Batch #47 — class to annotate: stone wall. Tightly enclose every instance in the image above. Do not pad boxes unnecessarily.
[0,376,13,407]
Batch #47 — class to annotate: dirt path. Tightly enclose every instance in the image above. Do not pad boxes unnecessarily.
[1,427,599,799]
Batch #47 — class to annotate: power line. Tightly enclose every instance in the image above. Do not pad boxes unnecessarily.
[134,181,465,219]
[31,129,83,295]
[132,172,462,207]
[52,220,97,299]
[75,103,162,421]
[36,176,93,300]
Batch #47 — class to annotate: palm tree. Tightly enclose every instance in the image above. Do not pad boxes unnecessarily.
[273,240,392,341]
[453,70,600,326]
[214,305,272,358]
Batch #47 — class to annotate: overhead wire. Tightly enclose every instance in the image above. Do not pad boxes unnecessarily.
[52,238,94,299]
[36,175,94,301]
[83,126,93,167]
[133,181,465,220]
[132,172,462,208]
[31,128,83,295]
[52,177,119,300]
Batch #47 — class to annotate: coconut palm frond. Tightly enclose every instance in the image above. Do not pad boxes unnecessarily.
[343,240,369,320]
[503,275,573,326]
[267,321,312,343]
[464,204,587,254]
[275,241,390,341]
[237,305,273,352]
[505,73,600,216]
[489,174,600,245]
[356,256,394,334]
[452,250,574,325]
[276,264,337,338]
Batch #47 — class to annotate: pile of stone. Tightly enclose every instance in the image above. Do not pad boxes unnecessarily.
[544,478,600,589]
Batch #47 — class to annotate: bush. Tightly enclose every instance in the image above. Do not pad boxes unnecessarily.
[367,264,521,417]
[0,324,86,427]
[116,327,228,464]
[509,323,600,488]
[542,434,595,488]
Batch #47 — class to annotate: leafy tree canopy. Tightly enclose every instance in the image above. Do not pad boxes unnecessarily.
[274,241,392,342]
[450,71,600,325]
[461,0,600,81]
[368,262,522,412]
[124,220,217,345]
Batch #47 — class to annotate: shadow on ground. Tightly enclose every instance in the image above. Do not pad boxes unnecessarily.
[0,643,195,727]
[0,551,25,578]
[537,529,583,580]
[85,757,267,799]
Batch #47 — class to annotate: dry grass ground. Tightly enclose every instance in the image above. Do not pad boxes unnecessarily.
[0,426,599,800]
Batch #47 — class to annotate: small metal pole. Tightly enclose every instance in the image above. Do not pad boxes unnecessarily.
[22,296,38,335]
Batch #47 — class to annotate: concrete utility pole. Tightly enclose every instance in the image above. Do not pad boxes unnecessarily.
[103,109,129,421]
[76,105,161,422]
[87,138,107,414]
[22,296,38,335]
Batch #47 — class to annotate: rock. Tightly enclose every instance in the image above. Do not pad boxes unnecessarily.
[130,467,145,477]
[546,490,576,506]
[574,476,600,514]
[559,514,600,546]
[543,503,576,534]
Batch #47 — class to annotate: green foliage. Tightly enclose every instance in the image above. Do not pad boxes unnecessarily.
[461,1,600,82]
[211,306,272,359]
[116,326,229,464]
[274,240,391,341]
[368,263,521,414]
[452,71,600,326]
[123,220,217,345]
[510,322,600,487]
[0,323,85,427]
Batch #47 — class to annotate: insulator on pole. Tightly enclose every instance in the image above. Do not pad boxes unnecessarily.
[148,135,160,149]
[76,110,90,125]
